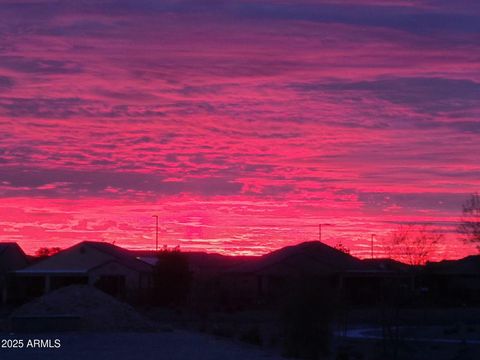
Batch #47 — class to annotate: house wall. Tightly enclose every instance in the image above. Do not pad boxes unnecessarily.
[0,276,6,305]
[424,274,480,305]
[218,273,337,309]
[88,261,144,291]
[0,246,29,304]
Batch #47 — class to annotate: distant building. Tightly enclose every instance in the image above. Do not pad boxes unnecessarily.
[221,241,415,308]
[15,241,153,301]
[424,255,480,305]
[0,243,29,304]
[221,241,364,307]
[345,258,415,305]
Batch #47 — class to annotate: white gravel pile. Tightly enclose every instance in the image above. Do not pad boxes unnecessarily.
[13,285,157,332]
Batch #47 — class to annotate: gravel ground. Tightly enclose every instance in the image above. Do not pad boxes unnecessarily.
[12,285,156,332]
[0,331,286,360]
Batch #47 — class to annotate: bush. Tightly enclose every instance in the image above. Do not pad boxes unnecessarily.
[280,279,336,359]
[152,247,192,306]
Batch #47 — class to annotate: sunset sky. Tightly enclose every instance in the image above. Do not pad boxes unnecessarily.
[1,0,479,259]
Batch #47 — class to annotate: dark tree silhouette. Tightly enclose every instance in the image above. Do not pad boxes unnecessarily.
[459,193,480,250]
[152,246,192,306]
[35,247,61,259]
[384,225,443,265]
[280,281,335,359]
[334,242,350,254]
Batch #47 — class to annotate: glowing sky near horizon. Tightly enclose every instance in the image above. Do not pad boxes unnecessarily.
[0,0,479,259]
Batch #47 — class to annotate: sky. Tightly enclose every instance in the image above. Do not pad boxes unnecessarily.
[0,0,479,259]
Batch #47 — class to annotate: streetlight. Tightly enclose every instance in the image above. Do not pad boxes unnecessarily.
[152,215,159,251]
[371,234,376,259]
[318,223,334,242]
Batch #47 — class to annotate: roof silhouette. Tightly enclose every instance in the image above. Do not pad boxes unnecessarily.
[227,241,365,275]
[16,241,152,274]
[0,242,29,273]
[362,258,411,272]
[426,255,480,275]
[0,242,25,256]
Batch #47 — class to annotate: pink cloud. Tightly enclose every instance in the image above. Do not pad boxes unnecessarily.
[0,0,479,260]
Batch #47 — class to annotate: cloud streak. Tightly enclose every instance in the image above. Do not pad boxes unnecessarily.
[0,0,479,259]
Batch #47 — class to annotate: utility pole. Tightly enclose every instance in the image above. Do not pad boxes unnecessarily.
[152,215,159,251]
[318,223,333,243]
[371,234,375,259]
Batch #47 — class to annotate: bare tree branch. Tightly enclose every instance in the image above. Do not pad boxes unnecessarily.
[459,193,480,250]
[384,225,443,265]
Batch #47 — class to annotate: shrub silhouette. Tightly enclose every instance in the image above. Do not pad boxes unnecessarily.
[35,247,62,259]
[152,247,192,306]
[280,279,335,359]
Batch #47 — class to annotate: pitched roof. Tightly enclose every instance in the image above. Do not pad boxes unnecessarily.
[227,241,365,276]
[132,250,256,273]
[426,255,480,275]
[16,241,152,275]
[362,258,412,272]
[0,242,29,273]
[0,242,25,257]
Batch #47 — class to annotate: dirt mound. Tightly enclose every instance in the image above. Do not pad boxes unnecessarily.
[13,285,157,332]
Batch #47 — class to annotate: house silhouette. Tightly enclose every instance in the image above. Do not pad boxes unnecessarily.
[15,241,153,300]
[0,243,29,304]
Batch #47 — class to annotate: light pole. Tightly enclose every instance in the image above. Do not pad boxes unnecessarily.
[318,223,334,242]
[371,234,376,259]
[152,215,159,251]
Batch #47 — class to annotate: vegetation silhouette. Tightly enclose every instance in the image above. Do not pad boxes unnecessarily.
[34,247,62,259]
[459,192,480,249]
[280,280,336,359]
[152,246,192,307]
[383,225,443,265]
[334,242,350,254]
